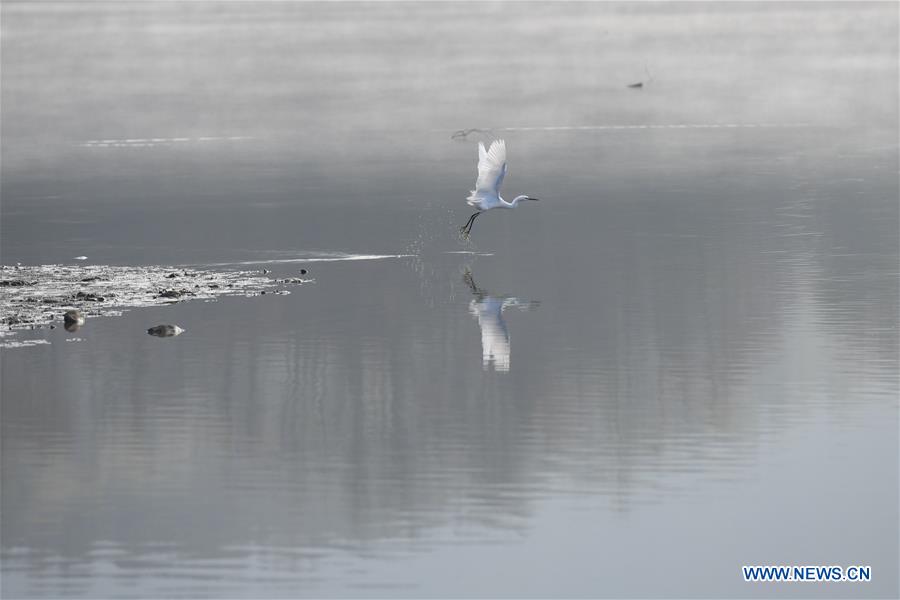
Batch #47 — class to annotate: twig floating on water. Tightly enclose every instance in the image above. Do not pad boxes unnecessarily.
[627,64,654,89]
[451,128,494,141]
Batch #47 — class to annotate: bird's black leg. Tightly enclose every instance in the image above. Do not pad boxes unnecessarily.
[459,212,479,238]
[467,212,481,235]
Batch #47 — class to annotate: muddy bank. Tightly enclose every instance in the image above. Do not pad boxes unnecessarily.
[0,264,311,348]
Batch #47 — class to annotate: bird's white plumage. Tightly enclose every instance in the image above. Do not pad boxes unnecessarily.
[459,139,538,237]
[467,139,507,208]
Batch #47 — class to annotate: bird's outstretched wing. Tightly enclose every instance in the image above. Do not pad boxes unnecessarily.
[471,139,507,199]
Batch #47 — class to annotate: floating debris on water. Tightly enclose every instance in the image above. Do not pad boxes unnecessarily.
[147,324,185,338]
[450,128,493,140]
[0,263,309,348]
[627,65,654,89]
[73,256,88,261]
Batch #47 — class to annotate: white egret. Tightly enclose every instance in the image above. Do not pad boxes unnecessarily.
[460,139,539,238]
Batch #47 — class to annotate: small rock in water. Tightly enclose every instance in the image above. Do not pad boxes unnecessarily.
[63,310,85,325]
[166,273,178,278]
[63,310,85,331]
[299,269,308,275]
[147,324,185,337]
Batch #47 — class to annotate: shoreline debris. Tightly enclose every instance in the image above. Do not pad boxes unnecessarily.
[0,263,310,348]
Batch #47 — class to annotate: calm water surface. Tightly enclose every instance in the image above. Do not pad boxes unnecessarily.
[2,2,898,598]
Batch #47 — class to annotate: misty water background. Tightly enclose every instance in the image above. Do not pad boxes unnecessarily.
[2,2,898,598]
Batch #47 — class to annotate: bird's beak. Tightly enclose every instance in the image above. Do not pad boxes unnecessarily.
[527,197,540,202]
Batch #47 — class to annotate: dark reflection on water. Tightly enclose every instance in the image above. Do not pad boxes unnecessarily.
[2,1,898,598]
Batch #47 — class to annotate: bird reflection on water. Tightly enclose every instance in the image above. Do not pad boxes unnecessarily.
[463,268,539,372]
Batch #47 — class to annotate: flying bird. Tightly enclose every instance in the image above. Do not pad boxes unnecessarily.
[460,139,539,238]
